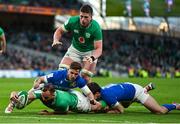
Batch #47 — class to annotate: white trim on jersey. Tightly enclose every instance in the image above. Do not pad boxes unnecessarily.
[114,102,120,107]
[80,85,91,96]
[62,25,68,32]
[43,76,48,83]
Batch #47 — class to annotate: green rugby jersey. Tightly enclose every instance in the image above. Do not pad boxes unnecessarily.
[33,90,78,112]
[63,16,102,52]
[0,27,4,36]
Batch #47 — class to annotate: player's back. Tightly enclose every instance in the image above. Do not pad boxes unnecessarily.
[52,90,78,111]
[101,83,136,101]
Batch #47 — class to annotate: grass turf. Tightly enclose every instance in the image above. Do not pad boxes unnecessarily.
[0,77,180,123]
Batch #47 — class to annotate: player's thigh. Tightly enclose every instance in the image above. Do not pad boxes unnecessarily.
[133,84,149,104]
[61,45,82,63]
[60,57,74,65]
[143,95,167,114]
[58,57,74,69]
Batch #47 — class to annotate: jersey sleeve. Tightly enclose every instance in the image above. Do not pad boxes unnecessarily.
[76,76,87,88]
[63,17,73,32]
[32,90,42,99]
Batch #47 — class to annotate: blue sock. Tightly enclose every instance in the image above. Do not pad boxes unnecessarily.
[162,104,176,112]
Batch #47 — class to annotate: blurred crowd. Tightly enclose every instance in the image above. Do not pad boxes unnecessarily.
[101,30,180,78]
[0,48,57,70]
[1,29,180,77]
[0,0,82,9]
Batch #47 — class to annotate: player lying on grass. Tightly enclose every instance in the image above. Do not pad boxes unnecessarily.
[29,62,99,105]
[5,83,106,114]
[87,82,180,114]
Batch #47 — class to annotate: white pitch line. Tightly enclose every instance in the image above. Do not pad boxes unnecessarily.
[0,115,120,123]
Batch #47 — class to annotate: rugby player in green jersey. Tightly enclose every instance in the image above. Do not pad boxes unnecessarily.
[5,84,106,114]
[0,27,6,54]
[52,4,103,83]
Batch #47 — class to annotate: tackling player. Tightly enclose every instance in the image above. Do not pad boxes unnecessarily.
[29,62,98,105]
[52,4,103,83]
[87,82,180,114]
[0,27,6,54]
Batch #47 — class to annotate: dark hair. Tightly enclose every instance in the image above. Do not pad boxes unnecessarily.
[87,82,101,94]
[43,83,55,93]
[80,4,93,15]
[70,62,82,70]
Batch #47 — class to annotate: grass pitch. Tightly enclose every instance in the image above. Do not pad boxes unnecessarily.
[0,77,180,123]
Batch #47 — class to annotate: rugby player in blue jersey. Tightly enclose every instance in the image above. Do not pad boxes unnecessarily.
[29,62,99,105]
[87,82,180,114]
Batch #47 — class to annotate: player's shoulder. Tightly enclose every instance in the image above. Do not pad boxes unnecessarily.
[76,75,86,82]
[49,69,67,78]
[55,69,68,74]
[91,19,101,28]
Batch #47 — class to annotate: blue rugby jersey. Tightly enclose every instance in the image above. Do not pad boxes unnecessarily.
[101,83,136,106]
[44,69,87,91]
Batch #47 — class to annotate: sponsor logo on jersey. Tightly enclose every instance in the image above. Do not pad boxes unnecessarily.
[79,37,85,43]
[85,33,91,38]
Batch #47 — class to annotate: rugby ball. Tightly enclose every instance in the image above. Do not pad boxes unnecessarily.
[15,91,28,109]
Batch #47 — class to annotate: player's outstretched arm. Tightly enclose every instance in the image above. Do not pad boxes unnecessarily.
[52,27,64,47]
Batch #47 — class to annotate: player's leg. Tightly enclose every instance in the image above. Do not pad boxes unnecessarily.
[59,45,82,70]
[59,56,73,70]
[122,83,155,108]
[134,84,177,114]
[143,95,178,114]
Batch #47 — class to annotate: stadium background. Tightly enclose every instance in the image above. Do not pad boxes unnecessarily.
[0,0,180,123]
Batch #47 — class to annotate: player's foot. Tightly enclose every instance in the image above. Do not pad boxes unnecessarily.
[4,103,15,114]
[145,82,155,92]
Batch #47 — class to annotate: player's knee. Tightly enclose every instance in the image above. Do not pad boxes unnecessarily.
[58,64,69,70]
[81,69,94,77]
